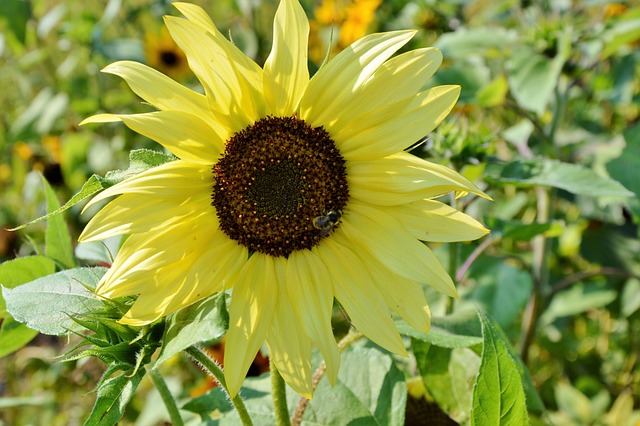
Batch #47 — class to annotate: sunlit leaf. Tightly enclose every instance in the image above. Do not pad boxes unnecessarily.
[476,75,509,107]
[0,256,56,313]
[471,312,528,425]
[305,347,407,425]
[84,369,146,426]
[43,175,76,269]
[0,317,38,358]
[506,47,564,115]
[541,281,618,324]
[2,267,107,335]
[436,27,518,59]
[10,149,176,231]
[155,293,229,366]
[486,158,634,198]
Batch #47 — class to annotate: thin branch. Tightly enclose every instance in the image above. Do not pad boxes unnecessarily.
[291,330,363,425]
[548,267,637,296]
[456,235,495,282]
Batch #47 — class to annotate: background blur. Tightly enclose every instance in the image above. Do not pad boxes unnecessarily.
[1,0,639,424]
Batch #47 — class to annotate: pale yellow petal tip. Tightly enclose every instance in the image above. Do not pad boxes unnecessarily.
[224,371,243,399]
[79,114,122,126]
[100,61,125,74]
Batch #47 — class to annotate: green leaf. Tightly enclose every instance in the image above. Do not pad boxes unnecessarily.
[397,314,483,349]
[606,124,640,195]
[476,75,509,107]
[413,341,480,424]
[42,176,76,269]
[101,149,175,185]
[602,18,640,58]
[2,267,107,335]
[607,123,640,218]
[187,347,406,425]
[506,46,565,115]
[0,0,31,44]
[621,278,640,318]
[554,382,596,425]
[10,149,176,231]
[0,255,56,313]
[465,259,533,330]
[10,175,104,231]
[75,236,122,264]
[155,293,229,366]
[484,217,562,241]
[471,312,528,426]
[304,347,407,426]
[0,256,56,355]
[486,158,634,198]
[435,27,518,59]
[541,281,618,324]
[181,385,234,422]
[0,317,39,358]
[84,369,145,426]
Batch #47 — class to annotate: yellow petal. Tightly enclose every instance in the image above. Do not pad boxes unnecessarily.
[81,112,223,164]
[171,2,217,31]
[329,47,443,132]
[224,254,278,398]
[364,260,431,332]
[340,201,458,298]
[317,237,408,356]
[101,60,210,118]
[300,30,416,129]
[348,152,489,206]
[79,192,211,242]
[286,250,340,386]
[336,86,461,160]
[164,15,265,130]
[381,198,489,242]
[267,257,313,398]
[83,160,212,212]
[264,0,310,116]
[119,264,188,325]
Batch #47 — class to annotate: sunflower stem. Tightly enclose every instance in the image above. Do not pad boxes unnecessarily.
[270,360,291,426]
[148,367,184,426]
[185,346,253,426]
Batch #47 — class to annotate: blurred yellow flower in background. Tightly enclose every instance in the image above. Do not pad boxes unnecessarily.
[144,27,190,81]
[310,0,382,63]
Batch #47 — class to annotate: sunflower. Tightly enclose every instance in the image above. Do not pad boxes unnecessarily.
[144,27,191,81]
[80,0,489,398]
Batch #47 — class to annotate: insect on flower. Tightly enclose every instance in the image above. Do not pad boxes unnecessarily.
[313,210,342,237]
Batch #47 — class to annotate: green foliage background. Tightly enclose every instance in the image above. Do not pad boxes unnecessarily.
[0,0,639,425]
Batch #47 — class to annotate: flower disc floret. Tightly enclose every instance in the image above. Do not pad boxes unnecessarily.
[212,116,349,257]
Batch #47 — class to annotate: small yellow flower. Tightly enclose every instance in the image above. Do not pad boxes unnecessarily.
[80,0,489,398]
[339,0,382,47]
[310,0,382,63]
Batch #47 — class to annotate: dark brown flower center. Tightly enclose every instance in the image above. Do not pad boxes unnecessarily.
[212,116,349,257]
[160,50,179,66]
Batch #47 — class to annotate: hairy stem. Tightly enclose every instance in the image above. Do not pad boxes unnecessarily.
[148,367,184,426]
[271,361,291,426]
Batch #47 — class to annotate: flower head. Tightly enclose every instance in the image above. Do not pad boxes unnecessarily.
[80,0,489,398]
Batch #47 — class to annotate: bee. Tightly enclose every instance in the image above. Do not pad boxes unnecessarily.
[313,210,342,237]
